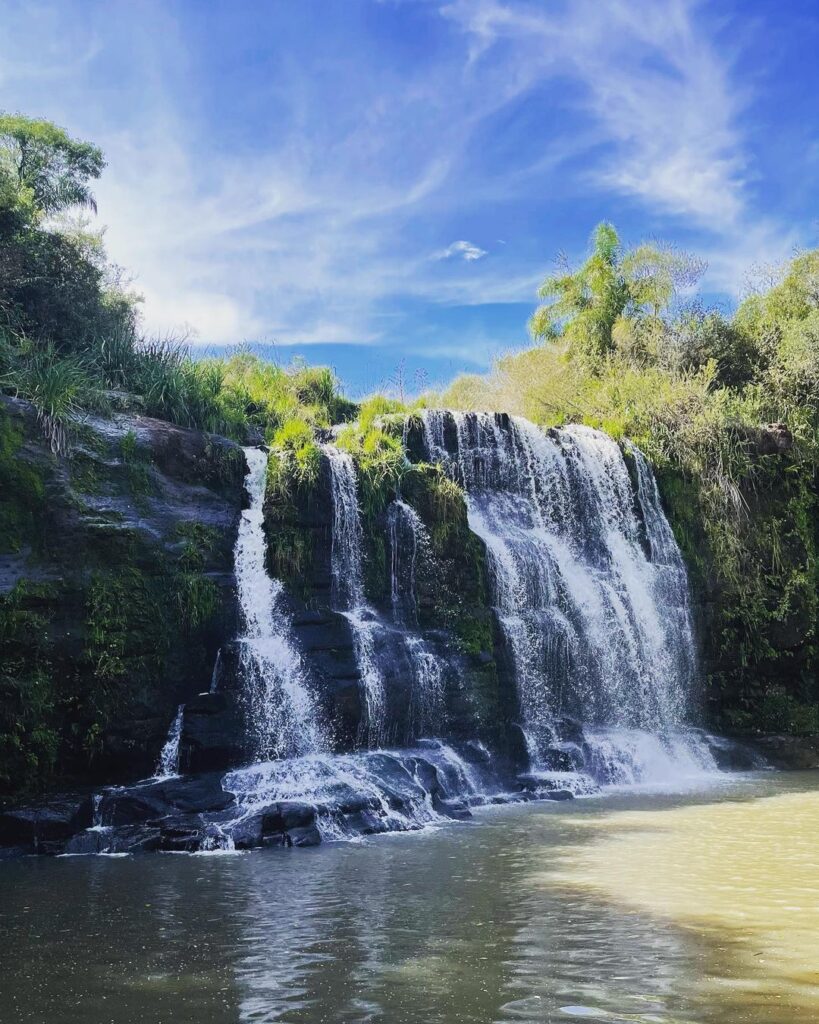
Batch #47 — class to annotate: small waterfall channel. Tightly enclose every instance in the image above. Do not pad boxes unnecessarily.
[387,499,445,738]
[234,447,328,759]
[154,704,184,779]
[323,445,387,747]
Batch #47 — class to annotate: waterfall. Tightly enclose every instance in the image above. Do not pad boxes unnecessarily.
[223,739,487,842]
[155,704,184,779]
[209,648,222,694]
[235,447,327,760]
[323,445,386,747]
[421,410,715,783]
[387,499,446,738]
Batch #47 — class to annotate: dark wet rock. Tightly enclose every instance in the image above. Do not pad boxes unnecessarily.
[747,734,819,770]
[289,824,322,847]
[63,824,162,855]
[434,797,472,820]
[0,845,31,860]
[704,733,766,771]
[63,830,112,855]
[544,789,574,802]
[0,796,92,849]
[228,814,264,850]
[99,773,234,827]
[181,689,247,774]
[541,745,583,773]
[0,395,246,793]
[261,832,291,849]
[159,817,207,852]
[262,802,317,833]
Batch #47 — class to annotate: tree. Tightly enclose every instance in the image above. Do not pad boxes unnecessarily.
[529,222,705,364]
[0,113,104,216]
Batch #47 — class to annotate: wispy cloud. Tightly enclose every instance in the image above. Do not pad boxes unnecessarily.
[443,0,801,297]
[434,240,488,261]
[443,0,747,228]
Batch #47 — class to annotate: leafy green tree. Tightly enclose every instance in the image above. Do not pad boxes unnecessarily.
[0,115,138,353]
[530,221,704,363]
[0,114,104,216]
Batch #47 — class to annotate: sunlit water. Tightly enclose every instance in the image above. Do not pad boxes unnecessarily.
[2,772,818,1023]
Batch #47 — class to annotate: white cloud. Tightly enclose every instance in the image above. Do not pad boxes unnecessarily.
[434,240,488,262]
[444,0,747,229]
[442,0,801,297]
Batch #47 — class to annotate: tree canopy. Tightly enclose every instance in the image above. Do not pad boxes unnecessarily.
[0,113,104,217]
[529,221,705,363]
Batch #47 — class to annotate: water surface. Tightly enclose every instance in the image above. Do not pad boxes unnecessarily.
[2,771,818,1023]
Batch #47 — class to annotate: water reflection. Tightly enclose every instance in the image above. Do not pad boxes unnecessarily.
[1,773,818,1023]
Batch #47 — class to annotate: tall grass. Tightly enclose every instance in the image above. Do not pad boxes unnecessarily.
[1,339,105,454]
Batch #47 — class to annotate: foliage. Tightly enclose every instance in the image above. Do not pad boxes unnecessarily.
[171,522,220,631]
[2,340,105,453]
[0,113,104,215]
[0,115,135,355]
[529,222,704,363]
[336,423,405,519]
[0,582,59,792]
[0,115,358,452]
[0,409,46,552]
[270,418,321,492]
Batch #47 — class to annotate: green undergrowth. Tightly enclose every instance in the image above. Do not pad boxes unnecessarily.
[0,410,47,553]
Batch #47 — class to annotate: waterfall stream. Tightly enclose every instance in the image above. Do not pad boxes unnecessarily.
[421,410,715,785]
[387,499,445,738]
[324,445,387,747]
[235,447,327,759]
[155,704,184,779]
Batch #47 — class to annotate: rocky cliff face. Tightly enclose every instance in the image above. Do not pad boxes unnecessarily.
[657,422,819,734]
[0,396,245,795]
[262,440,522,763]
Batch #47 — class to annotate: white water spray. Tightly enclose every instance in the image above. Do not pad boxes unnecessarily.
[421,410,716,784]
[155,704,184,779]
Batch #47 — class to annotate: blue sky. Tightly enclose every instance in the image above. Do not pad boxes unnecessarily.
[2,0,818,394]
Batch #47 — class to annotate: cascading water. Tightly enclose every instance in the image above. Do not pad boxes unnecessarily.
[155,704,185,779]
[223,739,487,842]
[235,447,328,759]
[58,422,735,858]
[421,410,716,787]
[387,499,445,738]
[324,445,386,747]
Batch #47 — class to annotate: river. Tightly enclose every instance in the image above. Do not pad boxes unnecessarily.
[1,770,818,1023]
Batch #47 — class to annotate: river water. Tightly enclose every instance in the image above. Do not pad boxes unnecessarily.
[2,771,818,1023]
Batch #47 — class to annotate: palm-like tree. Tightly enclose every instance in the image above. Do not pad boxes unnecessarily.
[530,222,705,363]
[0,114,104,216]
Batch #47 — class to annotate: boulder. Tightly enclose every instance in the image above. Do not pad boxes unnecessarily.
[0,796,92,850]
